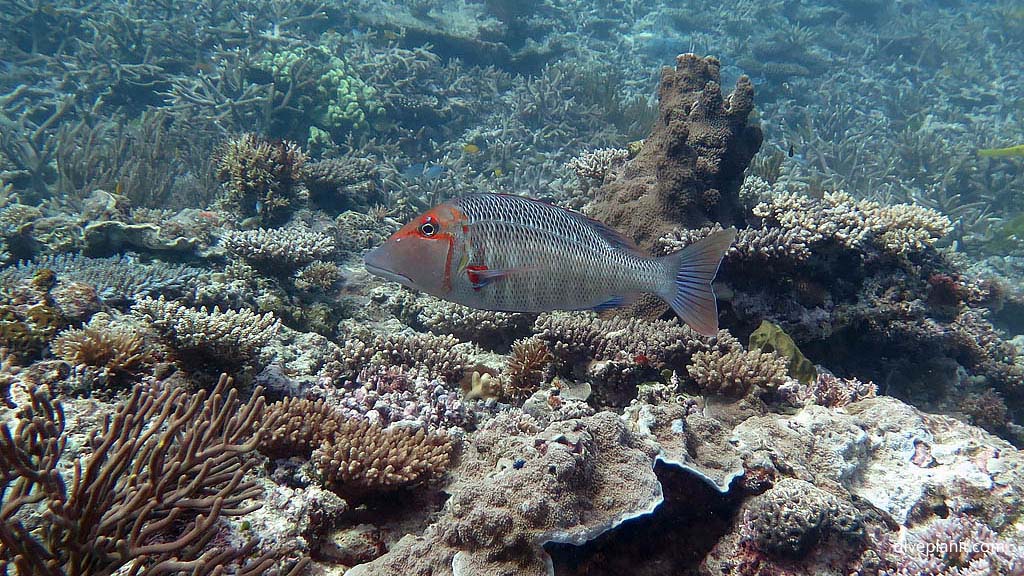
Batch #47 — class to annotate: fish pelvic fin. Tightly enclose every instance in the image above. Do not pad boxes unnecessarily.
[657,228,737,337]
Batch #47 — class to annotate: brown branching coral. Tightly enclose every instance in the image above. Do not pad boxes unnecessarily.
[313,420,454,499]
[0,375,303,575]
[504,337,554,403]
[259,397,342,459]
[687,348,791,398]
[50,313,156,385]
[215,133,308,227]
[534,312,733,369]
[259,397,455,499]
[340,331,466,383]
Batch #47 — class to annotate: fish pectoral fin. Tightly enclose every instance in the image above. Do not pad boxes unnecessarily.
[466,265,533,290]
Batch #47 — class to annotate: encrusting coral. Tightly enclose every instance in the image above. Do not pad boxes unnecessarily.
[0,374,306,575]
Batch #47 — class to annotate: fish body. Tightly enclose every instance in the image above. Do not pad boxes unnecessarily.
[363,193,736,336]
[978,144,1024,158]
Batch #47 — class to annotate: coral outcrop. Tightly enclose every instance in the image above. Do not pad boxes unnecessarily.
[587,54,762,250]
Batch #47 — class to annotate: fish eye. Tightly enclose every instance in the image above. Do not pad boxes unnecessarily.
[419,217,438,236]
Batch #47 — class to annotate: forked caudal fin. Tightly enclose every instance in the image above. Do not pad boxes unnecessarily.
[657,228,737,337]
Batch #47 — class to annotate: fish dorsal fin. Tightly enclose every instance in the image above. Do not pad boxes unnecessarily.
[459,193,645,255]
[581,214,645,255]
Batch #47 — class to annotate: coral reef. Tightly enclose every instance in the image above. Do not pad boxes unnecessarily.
[2,1,1024,575]
[743,478,863,558]
[379,290,534,351]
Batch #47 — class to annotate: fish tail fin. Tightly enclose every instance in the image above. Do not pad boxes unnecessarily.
[657,228,737,337]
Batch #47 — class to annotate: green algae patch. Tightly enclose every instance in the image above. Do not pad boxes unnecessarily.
[749,320,816,385]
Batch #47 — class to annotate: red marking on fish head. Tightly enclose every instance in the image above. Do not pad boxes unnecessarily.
[363,203,467,296]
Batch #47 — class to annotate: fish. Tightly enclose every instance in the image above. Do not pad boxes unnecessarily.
[978,144,1024,158]
[363,193,737,336]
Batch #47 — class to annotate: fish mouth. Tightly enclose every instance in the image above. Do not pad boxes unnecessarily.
[363,248,413,286]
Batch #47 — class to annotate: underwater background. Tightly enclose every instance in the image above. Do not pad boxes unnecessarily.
[1,0,1023,574]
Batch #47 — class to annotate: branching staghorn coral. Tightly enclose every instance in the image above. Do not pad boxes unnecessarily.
[0,375,304,575]
[132,297,280,370]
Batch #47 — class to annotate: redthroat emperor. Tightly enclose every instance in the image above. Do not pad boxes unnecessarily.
[363,193,736,336]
